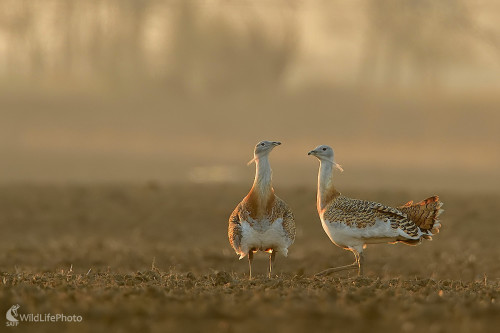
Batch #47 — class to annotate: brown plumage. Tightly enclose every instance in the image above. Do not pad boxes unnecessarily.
[228,194,295,254]
[321,194,443,246]
[398,195,442,234]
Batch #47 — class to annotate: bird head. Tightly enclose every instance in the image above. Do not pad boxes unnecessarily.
[248,141,281,165]
[308,145,343,172]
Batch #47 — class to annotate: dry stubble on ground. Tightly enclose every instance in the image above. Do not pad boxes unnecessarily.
[0,184,499,332]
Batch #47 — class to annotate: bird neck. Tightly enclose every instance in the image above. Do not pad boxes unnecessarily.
[251,155,274,198]
[317,160,340,213]
[247,155,275,216]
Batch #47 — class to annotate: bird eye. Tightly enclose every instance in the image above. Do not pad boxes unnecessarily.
[261,143,265,146]
[322,147,327,151]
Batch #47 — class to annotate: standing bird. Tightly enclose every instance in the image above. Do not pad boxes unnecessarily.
[308,145,443,276]
[228,141,296,279]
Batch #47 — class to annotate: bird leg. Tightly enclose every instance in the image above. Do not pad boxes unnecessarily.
[248,250,254,280]
[315,262,359,276]
[315,251,363,277]
[358,252,364,276]
[268,250,276,278]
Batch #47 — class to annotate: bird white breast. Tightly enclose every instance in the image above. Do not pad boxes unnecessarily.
[321,217,402,251]
[238,218,291,259]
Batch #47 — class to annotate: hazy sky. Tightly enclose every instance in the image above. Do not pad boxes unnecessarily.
[1,0,499,192]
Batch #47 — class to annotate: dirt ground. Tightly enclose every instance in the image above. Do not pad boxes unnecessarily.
[1,184,499,332]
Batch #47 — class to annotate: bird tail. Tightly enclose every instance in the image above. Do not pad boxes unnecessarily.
[398,195,443,238]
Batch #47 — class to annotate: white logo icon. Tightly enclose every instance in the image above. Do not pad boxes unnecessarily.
[6,304,20,326]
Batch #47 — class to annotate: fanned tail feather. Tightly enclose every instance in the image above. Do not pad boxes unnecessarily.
[398,195,443,239]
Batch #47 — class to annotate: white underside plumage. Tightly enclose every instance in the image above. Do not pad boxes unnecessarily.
[320,216,426,253]
[237,218,292,259]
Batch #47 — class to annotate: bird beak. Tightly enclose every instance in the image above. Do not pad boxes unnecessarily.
[272,141,281,146]
[308,150,316,156]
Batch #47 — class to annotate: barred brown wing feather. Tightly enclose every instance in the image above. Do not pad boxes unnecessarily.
[271,196,296,243]
[228,206,243,251]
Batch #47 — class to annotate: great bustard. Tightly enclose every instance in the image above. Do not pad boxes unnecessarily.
[228,141,296,279]
[308,145,443,276]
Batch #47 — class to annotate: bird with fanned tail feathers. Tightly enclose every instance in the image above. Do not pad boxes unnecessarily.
[308,145,443,276]
[228,141,296,279]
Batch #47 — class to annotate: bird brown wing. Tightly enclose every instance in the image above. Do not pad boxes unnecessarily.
[228,204,243,251]
[271,196,296,243]
[323,196,420,237]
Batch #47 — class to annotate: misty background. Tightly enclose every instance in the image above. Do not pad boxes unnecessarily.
[1,0,499,192]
